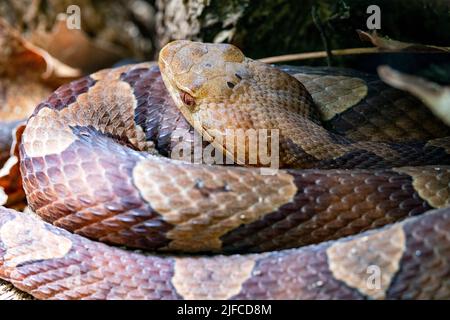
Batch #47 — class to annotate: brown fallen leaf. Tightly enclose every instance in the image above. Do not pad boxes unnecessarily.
[0,17,81,124]
[378,65,450,126]
[0,17,81,83]
[357,30,450,53]
[30,14,125,74]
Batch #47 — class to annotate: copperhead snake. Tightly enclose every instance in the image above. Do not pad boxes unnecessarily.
[0,40,449,299]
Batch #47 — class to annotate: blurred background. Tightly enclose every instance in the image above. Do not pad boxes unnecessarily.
[1,0,449,81]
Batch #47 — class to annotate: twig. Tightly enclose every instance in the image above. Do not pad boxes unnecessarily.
[258,47,448,64]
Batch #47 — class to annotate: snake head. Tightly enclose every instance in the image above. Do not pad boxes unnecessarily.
[158,40,250,130]
[158,40,313,166]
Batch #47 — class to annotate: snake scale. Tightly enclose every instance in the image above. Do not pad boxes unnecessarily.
[0,41,449,299]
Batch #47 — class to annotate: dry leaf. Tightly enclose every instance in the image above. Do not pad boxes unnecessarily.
[0,17,79,123]
[378,65,450,126]
[0,17,81,82]
[358,30,450,53]
[31,15,125,73]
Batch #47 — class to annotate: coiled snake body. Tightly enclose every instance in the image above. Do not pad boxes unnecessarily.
[0,41,449,299]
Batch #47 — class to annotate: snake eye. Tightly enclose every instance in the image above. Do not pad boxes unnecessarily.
[180,91,195,108]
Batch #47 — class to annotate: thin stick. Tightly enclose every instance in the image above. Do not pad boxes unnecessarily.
[258,47,447,64]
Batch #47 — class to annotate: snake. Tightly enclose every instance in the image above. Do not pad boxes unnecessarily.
[0,40,449,299]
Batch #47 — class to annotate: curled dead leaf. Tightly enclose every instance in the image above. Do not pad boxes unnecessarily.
[0,17,81,83]
[378,65,450,126]
[30,15,126,73]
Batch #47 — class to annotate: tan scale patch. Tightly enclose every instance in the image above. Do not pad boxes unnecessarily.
[294,73,368,121]
[0,214,72,268]
[22,108,77,157]
[172,255,256,299]
[286,118,401,162]
[394,166,450,208]
[326,224,406,299]
[22,77,148,157]
[132,158,297,251]
[280,118,350,162]
[76,79,146,150]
